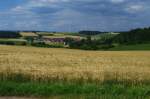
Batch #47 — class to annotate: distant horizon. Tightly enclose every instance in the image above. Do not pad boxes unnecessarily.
[0,29,130,33]
[0,26,149,33]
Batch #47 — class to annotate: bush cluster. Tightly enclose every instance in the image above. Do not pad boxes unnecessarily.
[0,41,26,46]
[65,36,113,50]
[31,42,64,48]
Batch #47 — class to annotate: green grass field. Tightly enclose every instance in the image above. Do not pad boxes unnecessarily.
[0,80,150,98]
[0,38,27,46]
[0,38,26,42]
[91,33,119,40]
[110,44,150,51]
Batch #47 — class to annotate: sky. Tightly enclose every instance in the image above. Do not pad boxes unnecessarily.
[0,0,150,32]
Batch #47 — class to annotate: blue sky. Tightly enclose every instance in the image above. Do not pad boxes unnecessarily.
[0,0,150,32]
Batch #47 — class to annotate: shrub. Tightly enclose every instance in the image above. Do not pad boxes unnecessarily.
[0,40,27,46]
[31,42,64,48]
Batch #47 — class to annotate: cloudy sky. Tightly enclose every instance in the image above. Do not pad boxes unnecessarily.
[0,0,150,32]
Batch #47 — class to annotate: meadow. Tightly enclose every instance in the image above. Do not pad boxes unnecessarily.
[0,45,150,97]
[109,43,150,51]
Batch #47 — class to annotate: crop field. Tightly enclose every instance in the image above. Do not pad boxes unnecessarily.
[0,45,150,83]
[43,35,82,39]
[0,45,150,97]
[20,32,38,37]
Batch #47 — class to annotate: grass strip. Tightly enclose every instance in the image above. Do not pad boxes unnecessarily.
[0,80,150,98]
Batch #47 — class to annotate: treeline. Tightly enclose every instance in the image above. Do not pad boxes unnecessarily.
[79,31,104,35]
[114,27,150,44]
[0,31,21,38]
[65,36,113,50]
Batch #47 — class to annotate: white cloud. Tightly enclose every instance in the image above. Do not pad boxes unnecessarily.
[12,0,68,13]
[125,4,145,13]
[110,0,125,3]
[11,6,30,13]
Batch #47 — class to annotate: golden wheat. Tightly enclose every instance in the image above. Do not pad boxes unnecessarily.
[0,45,150,82]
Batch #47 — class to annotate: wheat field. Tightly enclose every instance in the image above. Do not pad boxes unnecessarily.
[0,45,150,83]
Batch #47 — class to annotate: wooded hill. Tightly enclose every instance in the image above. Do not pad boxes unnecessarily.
[114,27,150,44]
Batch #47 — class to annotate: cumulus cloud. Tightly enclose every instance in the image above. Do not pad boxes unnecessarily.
[125,4,145,13]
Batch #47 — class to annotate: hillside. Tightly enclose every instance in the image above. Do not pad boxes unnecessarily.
[114,28,150,44]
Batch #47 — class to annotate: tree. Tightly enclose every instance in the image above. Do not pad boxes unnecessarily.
[25,37,34,44]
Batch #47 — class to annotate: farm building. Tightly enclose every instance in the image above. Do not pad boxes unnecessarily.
[44,38,65,43]
[43,36,82,44]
